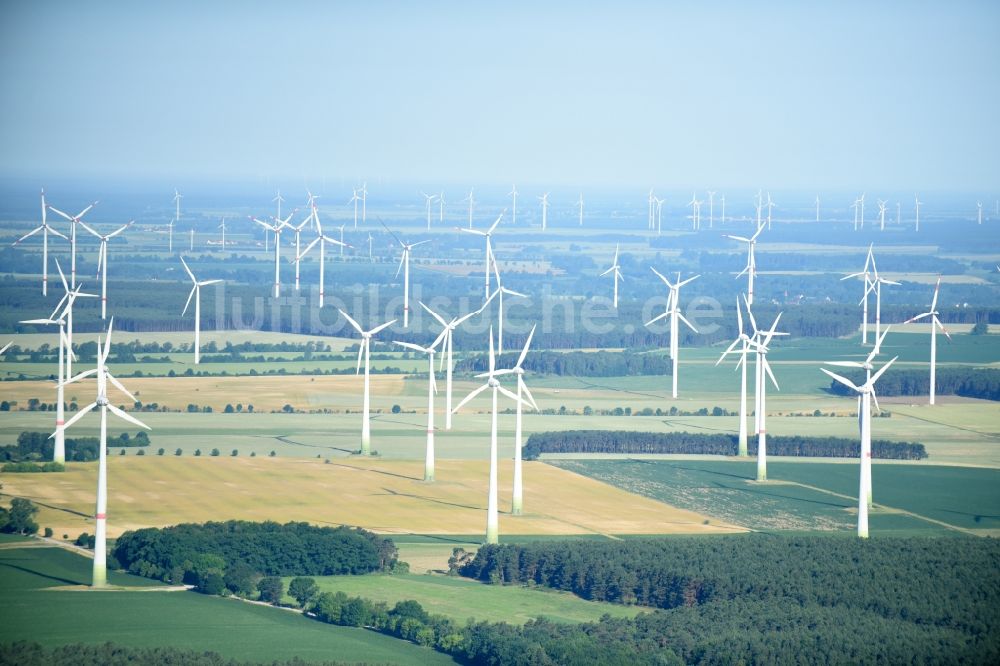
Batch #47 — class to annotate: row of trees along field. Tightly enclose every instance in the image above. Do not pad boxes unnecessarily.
[451,535,999,664]
[522,430,928,460]
[0,431,149,462]
[113,521,397,585]
[456,350,670,376]
[0,642,356,666]
[829,367,1000,401]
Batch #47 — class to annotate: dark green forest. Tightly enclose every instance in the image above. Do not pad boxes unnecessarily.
[828,367,1000,401]
[523,430,928,460]
[0,431,149,463]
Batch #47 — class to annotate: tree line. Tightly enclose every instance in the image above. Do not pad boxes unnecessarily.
[828,367,1000,401]
[112,520,397,587]
[523,430,928,460]
[0,431,150,463]
[0,642,360,666]
[456,350,670,377]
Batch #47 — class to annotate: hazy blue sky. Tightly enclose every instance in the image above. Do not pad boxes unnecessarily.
[1,1,997,190]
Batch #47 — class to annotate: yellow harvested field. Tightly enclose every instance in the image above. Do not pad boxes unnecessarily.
[1,374,408,413]
[0,457,742,539]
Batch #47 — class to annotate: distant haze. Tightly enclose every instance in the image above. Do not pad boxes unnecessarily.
[1,1,998,191]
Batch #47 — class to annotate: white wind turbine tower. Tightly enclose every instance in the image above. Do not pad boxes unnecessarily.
[896,202,901,226]
[843,245,875,344]
[218,218,227,248]
[707,191,715,228]
[648,189,655,230]
[754,190,763,229]
[251,210,294,298]
[745,307,786,482]
[180,258,223,364]
[12,189,68,296]
[577,193,584,227]
[903,277,950,405]
[394,333,447,481]
[493,325,538,516]
[655,196,665,235]
[815,196,820,222]
[453,327,527,544]
[977,201,983,225]
[421,192,438,230]
[421,301,485,430]
[850,198,859,231]
[79,219,133,320]
[824,326,891,510]
[382,222,430,328]
[508,186,517,225]
[349,189,360,229]
[726,223,765,306]
[299,207,350,308]
[539,193,550,230]
[367,233,374,262]
[877,199,887,231]
[48,199,98,289]
[858,193,866,229]
[600,244,624,308]
[438,191,446,224]
[766,193,775,230]
[716,297,753,456]
[56,319,151,587]
[720,195,726,225]
[339,310,396,455]
[287,213,314,292]
[273,190,285,219]
[914,195,922,232]
[821,354,897,538]
[646,269,699,398]
[49,259,92,380]
[461,211,504,301]
[360,182,368,224]
[171,189,182,252]
[488,259,527,355]
[20,267,94,464]
[687,193,698,230]
[463,188,475,229]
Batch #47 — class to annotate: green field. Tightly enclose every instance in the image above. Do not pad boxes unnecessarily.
[550,459,1000,534]
[0,544,455,664]
[285,572,642,625]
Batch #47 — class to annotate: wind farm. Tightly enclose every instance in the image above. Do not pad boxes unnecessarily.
[0,3,998,666]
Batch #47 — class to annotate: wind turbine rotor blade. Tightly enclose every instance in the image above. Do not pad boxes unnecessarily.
[869,356,898,385]
[395,252,406,279]
[368,319,397,337]
[903,312,931,325]
[300,237,320,259]
[47,205,73,222]
[820,367,862,393]
[180,257,196,282]
[182,285,197,316]
[13,226,44,244]
[931,278,941,312]
[826,361,866,368]
[677,312,699,333]
[453,382,489,414]
[516,324,537,368]
[488,212,504,234]
[935,316,952,340]
[419,301,449,328]
[77,220,100,238]
[394,341,428,353]
[520,379,540,411]
[107,373,138,403]
[198,279,223,286]
[645,312,669,327]
[355,341,365,374]
[338,309,365,335]
[649,267,670,285]
[108,403,151,430]
[57,402,97,432]
[497,385,527,407]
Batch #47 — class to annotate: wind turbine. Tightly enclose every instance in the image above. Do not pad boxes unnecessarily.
[648,189,655,230]
[754,190,763,229]
[79,219,133,320]
[858,193,866,229]
[20,266,94,464]
[348,189,360,229]
[488,259,527,355]
[508,185,517,225]
[842,246,875,344]
[824,326,891,510]
[218,217,227,248]
[851,198,859,231]
[189,224,195,252]
[170,189,182,252]
[493,325,538,516]
[687,192,698,230]
[382,222,430,328]
[12,189,68,296]
[287,213,314,292]
[298,207,350,308]
[180,257,223,364]
[251,211,294,298]
[420,301,485,430]
[421,192,438,230]
[815,195,820,222]
[339,310,396,455]
[914,195,922,232]
[272,190,285,219]
[977,201,983,225]
[766,193,775,230]
[865,253,900,355]
[453,327,526,544]
[367,233,374,262]
[55,318,151,587]
[539,193,550,230]
[394,333,447,482]
[716,297,753,456]
[577,193,584,227]
[896,202,901,226]
[600,244,624,308]
[707,191,715,228]
[877,199,887,231]
[50,259,92,379]
[461,211,504,301]
[903,278,950,405]
[463,188,475,229]
[654,196,664,235]
[360,182,368,224]
[720,195,726,225]
[646,269,699,398]
[821,354,897,538]
[438,191,445,224]
[47,199,98,289]
[745,307,785,481]
[726,223,765,306]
